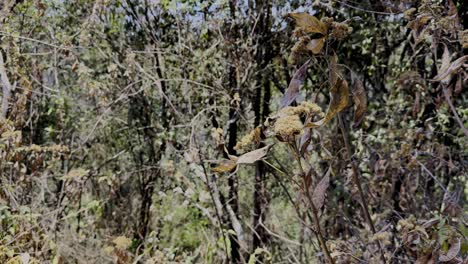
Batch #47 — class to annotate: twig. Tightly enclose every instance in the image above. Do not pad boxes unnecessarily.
[0,51,12,117]
[338,114,386,263]
[441,84,468,138]
[415,159,448,193]
[196,147,230,261]
[0,31,69,50]
[334,0,401,16]
[293,145,335,264]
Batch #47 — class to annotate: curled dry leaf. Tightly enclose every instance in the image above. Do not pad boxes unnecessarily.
[351,78,366,127]
[299,128,312,155]
[212,158,237,173]
[288,13,327,35]
[280,59,310,108]
[306,37,326,54]
[307,78,349,128]
[439,238,461,262]
[312,168,330,210]
[236,144,273,164]
[432,54,468,83]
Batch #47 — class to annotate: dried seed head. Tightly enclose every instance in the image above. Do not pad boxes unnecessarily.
[274,115,303,138]
[331,22,352,41]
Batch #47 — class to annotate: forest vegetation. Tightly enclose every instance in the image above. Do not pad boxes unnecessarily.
[0,0,467,263]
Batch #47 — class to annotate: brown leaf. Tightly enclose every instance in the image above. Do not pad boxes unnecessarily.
[212,159,237,173]
[288,13,327,35]
[299,128,312,155]
[439,238,461,262]
[306,37,326,54]
[329,53,338,86]
[352,78,366,127]
[439,46,451,79]
[432,55,468,83]
[236,144,272,164]
[280,59,310,108]
[312,168,330,210]
[307,78,349,128]
[412,91,421,118]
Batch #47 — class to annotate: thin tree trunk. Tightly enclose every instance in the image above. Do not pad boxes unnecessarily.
[252,0,272,256]
[0,51,12,118]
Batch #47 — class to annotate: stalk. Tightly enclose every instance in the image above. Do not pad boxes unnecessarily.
[293,144,335,264]
[338,114,386,263]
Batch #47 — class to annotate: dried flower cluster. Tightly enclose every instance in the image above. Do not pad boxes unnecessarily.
[331,22,352,41]
[234,127,261,151]
[272,102,324,141]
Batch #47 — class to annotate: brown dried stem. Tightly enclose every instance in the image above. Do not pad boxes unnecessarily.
[293,143,335,264]
[338,113,386,263]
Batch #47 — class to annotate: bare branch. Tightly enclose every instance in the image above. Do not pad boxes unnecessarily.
[0,51,12,117]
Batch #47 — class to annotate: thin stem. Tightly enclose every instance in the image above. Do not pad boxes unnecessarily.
[293,144,335,264]
[441,84,468,138]
[196,146,229,261]
[338,114,387,263]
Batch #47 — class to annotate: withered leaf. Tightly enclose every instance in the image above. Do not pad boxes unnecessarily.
[212,159,237,173]
[438,46,451,81]
[299,128,312,155]
[329,53,338,87]
[306,37,326,54]
[432,55,468,83]
[280,59,310,108]
[407,14,431,31]
[307,78,349,128]
[236,144,272,164]
[312,168,330,210]
[439,238,460,262]
[351,78,366,127]
[288,13,327,35]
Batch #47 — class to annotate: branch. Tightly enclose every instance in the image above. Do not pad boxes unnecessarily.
[0,51,12,118]
[441,84,468,138]
[338,114,386,263]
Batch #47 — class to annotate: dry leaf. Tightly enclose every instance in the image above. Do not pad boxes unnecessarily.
[329,53,338,86]
[212,159,237,173]
[280,59,310,108]
[288,13,327,35]
[407,14,432,31]
[307,78,349,128]
[306,37,326,54]
[299,128,312,155]
[236,144,272,164]
[432,55,468,83]
[312,168,330,210]
[439,238,461,262]
[438,46,451,83]
[352,78,366,127]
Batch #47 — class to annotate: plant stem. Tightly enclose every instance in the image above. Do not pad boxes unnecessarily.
[293,144,335,264]
[338,114,386,263]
